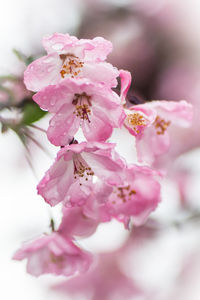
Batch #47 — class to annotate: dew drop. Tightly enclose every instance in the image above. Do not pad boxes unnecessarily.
[52,43,63,51]
[50,97,56,105]
[44,57,54,63]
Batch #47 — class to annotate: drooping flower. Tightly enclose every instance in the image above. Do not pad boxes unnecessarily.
[33,78,125,145]
[24,33,118,92]
[124,100,193,165]
[37,142,125,207]
[99,165,161,227]
[13,233,92,277]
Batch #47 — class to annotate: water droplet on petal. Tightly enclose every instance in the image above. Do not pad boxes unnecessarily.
[50,97,56,105]
[44,57,54,63]
[52,43,63,51]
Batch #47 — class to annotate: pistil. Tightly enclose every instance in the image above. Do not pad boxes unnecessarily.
[73,155,94,184]
[72,92,92,122]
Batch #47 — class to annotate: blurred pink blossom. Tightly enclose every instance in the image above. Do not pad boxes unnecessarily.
[13,233,92,277]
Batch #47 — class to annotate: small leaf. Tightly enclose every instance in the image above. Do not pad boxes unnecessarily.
[0,75,17,82]
[25,56,35,65]
[13,49,35,66]
[22,102,47,125]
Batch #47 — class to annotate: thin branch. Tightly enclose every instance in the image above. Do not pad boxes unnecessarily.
[24,129,53,158]
[28,124,47,133]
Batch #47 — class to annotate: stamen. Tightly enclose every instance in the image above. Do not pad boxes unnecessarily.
[113,185,136,204]
[127,113,147,133]
[154,116,171,135]
[72,92,92,123]
[73,155,94,182]
[59,54,84,78]
[50,252,64,265]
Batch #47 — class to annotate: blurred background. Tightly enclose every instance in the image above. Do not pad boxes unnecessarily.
[0,0,200,299]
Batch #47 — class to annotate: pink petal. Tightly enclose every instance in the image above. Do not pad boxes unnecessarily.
[47,104,80,146]
[37,156,74,206]
[136,100,193,126]
[24,53,61,92]
[58,206,98,238]
[82,112,113,142]
[82,151,124,186]
[82,36,113,62]
[82,61,119,87]
[92,94,126,128]
[42,33,112,62]
[120,69,132,104]
[136,126,170,164]
[33,81,74,113]
[43,33,78,54]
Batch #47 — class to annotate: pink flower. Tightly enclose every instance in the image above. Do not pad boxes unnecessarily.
[0,78,31,105]
[13,233,92,277]
[37,142,125,206]
[33,78,125,145]
[53,251,143,300]
[124,100,193,165]
[99,165,161,227]
[24,33,118,92]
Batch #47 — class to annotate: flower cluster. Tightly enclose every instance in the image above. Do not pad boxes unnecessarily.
[13,33,193,277]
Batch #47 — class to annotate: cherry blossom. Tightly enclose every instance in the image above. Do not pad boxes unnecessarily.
[124,100,193,165]
[13,233,92,277]
[24,33,118,92]
[99,165,161,227]
[11,29,196,290]
[120,70,193,165]
[55,163,161,229]
[53,251,143,300]
[33,78,125,145]
[37,142,125,207]
[0,77,31,105]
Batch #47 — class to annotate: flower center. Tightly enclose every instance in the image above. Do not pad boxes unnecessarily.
[126,113,147,133]
[154,116,171,135]
[50,252,64,265]
[72,92,92,122]
[112,185,136,204]
[59,54,84,78]
[73,155,94,185]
